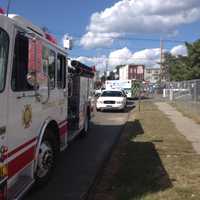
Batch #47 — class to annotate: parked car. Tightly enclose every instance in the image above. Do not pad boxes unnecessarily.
[96,90,127,111]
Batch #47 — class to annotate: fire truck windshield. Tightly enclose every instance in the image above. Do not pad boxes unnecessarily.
[0,28,9,92]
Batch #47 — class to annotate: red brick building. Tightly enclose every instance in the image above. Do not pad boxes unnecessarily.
[119,64,145,81]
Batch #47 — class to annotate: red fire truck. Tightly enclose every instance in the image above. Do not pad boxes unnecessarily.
[0,10,94,199]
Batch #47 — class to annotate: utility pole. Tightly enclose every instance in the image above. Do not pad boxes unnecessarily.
[105,59,108,81]
[160,38,164,82]
[7,0,12,16]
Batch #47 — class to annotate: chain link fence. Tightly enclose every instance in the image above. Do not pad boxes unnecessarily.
[163,80,200,101]
[162,79,200,121]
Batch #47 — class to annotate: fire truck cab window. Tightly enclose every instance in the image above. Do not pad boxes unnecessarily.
[57,54,66,89]
[0,29,9,92]
[12,32,33,91]
[42,47,55,89]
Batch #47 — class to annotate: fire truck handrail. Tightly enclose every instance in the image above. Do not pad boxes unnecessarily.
[0,177,7,185]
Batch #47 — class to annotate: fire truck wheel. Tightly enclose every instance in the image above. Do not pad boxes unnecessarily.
[35,130,58,186]
[81,115,89,137]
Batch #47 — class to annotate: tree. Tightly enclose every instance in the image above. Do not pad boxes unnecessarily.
[186,40,200,79]
[163,39,200,81]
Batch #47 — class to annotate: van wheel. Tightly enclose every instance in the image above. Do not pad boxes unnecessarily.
[35,130,57,186]
[80,115,89,137]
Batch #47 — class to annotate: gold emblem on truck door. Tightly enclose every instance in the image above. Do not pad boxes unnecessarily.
[22,105,32,128]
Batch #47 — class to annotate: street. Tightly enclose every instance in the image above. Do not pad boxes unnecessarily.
[26,109,131,200]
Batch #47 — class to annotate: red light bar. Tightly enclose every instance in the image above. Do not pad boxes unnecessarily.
[45,32,57,45]
[0,8,5,14]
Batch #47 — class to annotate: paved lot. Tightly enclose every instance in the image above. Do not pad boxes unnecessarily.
[26,109,131,200]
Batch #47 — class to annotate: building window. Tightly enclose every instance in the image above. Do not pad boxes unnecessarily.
[147,69,151,73]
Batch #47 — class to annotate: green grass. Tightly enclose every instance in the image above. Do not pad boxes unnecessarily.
[93,101,200,200]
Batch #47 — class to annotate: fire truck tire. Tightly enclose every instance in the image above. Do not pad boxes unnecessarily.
[80,114,90,137]
[35,129,58,186]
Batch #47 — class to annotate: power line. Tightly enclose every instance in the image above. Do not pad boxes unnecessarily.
[70,55,160,64]
[69,53,185,64]
[47,29,186,44]
[70,53,167,61]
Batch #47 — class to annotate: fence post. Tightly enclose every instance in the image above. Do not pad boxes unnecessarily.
[169,89,174,101]
[163,89,166,98]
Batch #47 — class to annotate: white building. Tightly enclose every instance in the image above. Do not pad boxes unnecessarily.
[144,68,161,83]
[119,65,129,80]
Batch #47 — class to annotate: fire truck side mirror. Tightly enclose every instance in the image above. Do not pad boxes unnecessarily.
[27,72,37,87]
[27,72,50,104]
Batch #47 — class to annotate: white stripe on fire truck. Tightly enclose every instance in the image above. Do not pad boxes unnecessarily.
[58,120,68,127]
[6,140,37,163]
[5,120,67,164]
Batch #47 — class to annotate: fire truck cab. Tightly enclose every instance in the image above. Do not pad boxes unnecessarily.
[0,12,94,199]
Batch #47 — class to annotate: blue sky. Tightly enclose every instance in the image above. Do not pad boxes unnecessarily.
[1,0,114,35]
[1,0,200,70]
[0,0,117,57]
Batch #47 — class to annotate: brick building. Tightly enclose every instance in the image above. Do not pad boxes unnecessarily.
[119,64,145,81]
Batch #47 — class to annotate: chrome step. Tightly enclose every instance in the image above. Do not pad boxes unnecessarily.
[8,175,34,200]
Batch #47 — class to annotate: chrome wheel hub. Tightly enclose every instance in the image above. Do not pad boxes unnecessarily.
[36,141,53,178]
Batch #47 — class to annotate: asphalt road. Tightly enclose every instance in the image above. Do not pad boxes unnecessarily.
[26,109,131,200]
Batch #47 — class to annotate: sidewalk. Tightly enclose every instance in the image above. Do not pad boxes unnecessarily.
[156,102,200,154]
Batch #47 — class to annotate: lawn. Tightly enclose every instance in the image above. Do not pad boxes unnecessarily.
[92,101,200,200]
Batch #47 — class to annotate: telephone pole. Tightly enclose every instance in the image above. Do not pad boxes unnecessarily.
[7,0,12,16]
[160,38,164,82]
[105,59,108,81]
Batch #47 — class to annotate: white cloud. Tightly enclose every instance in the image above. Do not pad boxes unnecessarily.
[81,0,200,48]
[131,48,161,67]
[80,32,120,49]
[74,44,188,72]
[170,44,187,56]
[108,47,132,66]
[108,47,161,68]
[75,55,107,72]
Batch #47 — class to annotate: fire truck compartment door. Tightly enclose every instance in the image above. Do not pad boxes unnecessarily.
[0,16,11,147]
[0,89,7,143]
